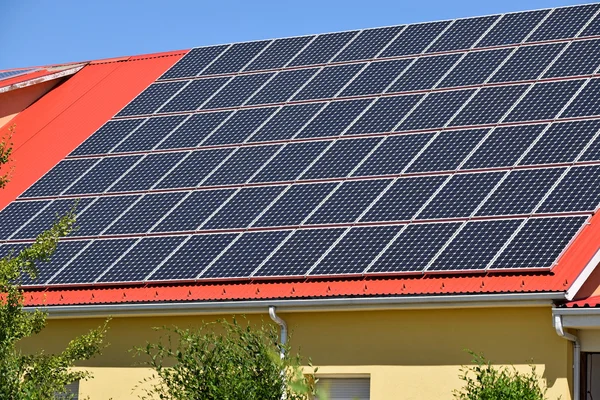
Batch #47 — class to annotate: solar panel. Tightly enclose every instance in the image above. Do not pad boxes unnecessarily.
[8,4,600,286]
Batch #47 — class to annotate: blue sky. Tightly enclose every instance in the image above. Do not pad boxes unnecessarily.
[0,0,588,69]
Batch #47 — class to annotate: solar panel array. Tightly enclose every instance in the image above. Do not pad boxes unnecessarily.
[0,68,36,81]
[3,3,600,285]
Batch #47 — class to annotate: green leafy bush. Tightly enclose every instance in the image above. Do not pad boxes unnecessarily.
[453,351,549,400]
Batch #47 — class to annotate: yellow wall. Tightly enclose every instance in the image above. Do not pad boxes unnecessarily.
[19,307,571,400]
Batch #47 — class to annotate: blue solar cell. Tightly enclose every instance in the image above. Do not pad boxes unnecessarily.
[520,120,600,166]
[157,111,232,150]
[334,26,404,62]
[153,189,235,232]
[21,159,97,198]
[297,99,372,138]
[112,115,187,152]
[64,156,142,195]
[438,49,512,88]
[250,103,323,142]
[361,176,446,222]
[561,78,600,118]
[0,200,49,240]
[429,219,522,271]
[116,81,187,117]
[22,240,90,286]
[311,226,402,275]
[149,234,237,280]
[160,45,229,80]
[428,15,499,52]
[418,172,504,219]
[73,195,141,237]
[202,145,281,186]
[307,179,390,225]
[538,165,600,213]
[203,186,284,229]
[289,31,358,66]
[346,95,423,135]
[110,152,187,192]
[505,80,584,122]
[51,239,136,284]
[244,36,315,71]
[100,236,185,283]
[354,133,434,177]
[476,168,565,216]
[105,192,185,235]
[476,10,549,47]
[407,129,488,173]
[544,39,600,78]
[251,141,330,183]
[202,73,274,109]
[450,85,528,127]
[461,124,547,169]
[398,89,475,131]
[246,68,318,105]
[203,230,291,278]
[526,4,600,42]
[379,21,451,57]
[301,137,381,180]
[70,119,144,156]
[341,59,412,97]
[490,216,587,270]
[201,41,271,75]
[370,222,460,273]
[155,149,232,189]
[581,12,600,37]
[0,68,34,80]
[255,183,337,227]
[205,107,277,145]
[255,228,345,277]
[489,43,565,83]
[389,54,462,92]
[293,64,365,101]
[14,199,94,240]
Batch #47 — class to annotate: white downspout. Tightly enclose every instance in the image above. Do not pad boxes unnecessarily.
[269,306,288,400]
[554,314,580,400]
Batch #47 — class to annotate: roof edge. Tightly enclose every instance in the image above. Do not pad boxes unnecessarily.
[0,65,85,93]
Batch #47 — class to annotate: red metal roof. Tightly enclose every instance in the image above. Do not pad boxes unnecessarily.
[2,49,599,307]
[564,295,600,308]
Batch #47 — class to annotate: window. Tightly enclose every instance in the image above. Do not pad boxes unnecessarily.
[316,377,370,400]
[55,380,79,400]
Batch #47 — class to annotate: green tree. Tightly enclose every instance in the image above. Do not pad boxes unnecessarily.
[453,351,549,400]
[134,317,317,400]
[0,125,108,399]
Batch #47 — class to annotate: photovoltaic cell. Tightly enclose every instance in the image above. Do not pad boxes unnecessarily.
[544,39,600,78]
[476,168,565,216]
[450,85,528,127]
[116,81,187,117]
[156,149,232,189]
[23,240,89,285]
[561,78,600,118]
[379,21,451,57]
[246,68,318,105]
[334,26,404,62]
[341,59,411,97]
[292,63,365,101]
[538,166,600,213]
[581,13,600,37]
[255,228,345,277]
[203,230,290,278]
[203,186,284,229]
[159,45,229,80]
[370,222,460,273]
[289,31,358,66]
[157,111,232,149]
[0,200,49,240]
[307,179,390,224]
[475,10,549,47]
[407,129,488,173]
[113,115,187,153]
[153,189,235,232]
[438,49,512,88]
[311,226,402,275]
[250,103,323,142]
[70,119,144,156]
[110,152,187,192]
[388,54,461,92]
[490,216,586,270]
[398,89,475,131]
[429,219,521,271]
[361,176,446,222]
[519,120,600,166]
[244,36,314,71]
[21,159,97,198]
[526,4,600,42]
[427,15,499,53]
[202,73,274,109]
[73,195,141,237]
[202,145,281,186]
[205,107,277,145]
[64,155,142,195]
[149,234,237,280]
[489,43,565,83]
[346,95,423,135]
[159,78,230,113]
[201,41,271,75]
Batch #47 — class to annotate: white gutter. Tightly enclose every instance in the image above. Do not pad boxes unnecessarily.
[28,292,563,319]
[269,306,288,359]
[554,314,580,400]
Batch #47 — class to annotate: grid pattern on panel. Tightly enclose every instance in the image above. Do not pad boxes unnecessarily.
[8,4,600,287]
